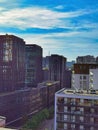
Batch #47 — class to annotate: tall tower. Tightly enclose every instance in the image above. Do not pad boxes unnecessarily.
[25,44,43,87]
[49,54,66,88]
[0,34,25,93]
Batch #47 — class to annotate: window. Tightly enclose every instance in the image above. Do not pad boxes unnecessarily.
[80,76,82,79]
[3,41,12,62]
[83,76,86,79]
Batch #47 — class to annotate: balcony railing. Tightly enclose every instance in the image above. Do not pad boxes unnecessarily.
[57,111,98,117]
[57,117,98,127]
[57,102,98,108]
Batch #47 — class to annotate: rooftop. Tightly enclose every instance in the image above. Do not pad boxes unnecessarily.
[0,116,6,122]
[56,88,98,99]
[38,81,60,88]
[0,128,16,130]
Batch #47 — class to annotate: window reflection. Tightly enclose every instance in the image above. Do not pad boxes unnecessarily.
[3,40,12,62]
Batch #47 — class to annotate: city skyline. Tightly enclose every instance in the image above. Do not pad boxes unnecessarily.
[0,0,98,61]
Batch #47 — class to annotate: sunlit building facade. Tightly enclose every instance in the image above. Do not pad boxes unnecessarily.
[0,34,25,92]
[72,64,98,90]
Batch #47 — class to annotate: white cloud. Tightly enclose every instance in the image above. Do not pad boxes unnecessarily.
[54,5,65,10]
[0,6,96,30]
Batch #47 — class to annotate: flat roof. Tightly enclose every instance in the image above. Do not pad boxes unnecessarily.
[0,116,6,120]
[56,88,98,99]
[38,81,60,87]
[0,128,16,130]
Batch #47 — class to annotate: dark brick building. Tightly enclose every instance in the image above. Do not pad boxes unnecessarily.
[0,34,25,93]
[0,88,42,125]
[38,81,60,108]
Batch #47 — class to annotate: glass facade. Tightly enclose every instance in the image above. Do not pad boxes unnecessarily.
[3,40,12,62]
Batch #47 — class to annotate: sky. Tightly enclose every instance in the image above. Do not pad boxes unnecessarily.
[0,0,98,61]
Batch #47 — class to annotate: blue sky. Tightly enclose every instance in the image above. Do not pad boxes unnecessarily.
[0,0,98,61]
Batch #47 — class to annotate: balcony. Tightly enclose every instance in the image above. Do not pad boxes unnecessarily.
[57,111,98,118]
[57,117,98,127]
[57,101,98,109]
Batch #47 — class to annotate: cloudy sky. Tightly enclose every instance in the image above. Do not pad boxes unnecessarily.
[0,0,98,61]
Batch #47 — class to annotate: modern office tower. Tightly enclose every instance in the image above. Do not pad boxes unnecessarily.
[76,55,96,64]
[0,34,25,92]
[49,54,66,89]
[72,64,98,90]
[89,69,98,90]
[25,44,43,87]
[55,88,98,130]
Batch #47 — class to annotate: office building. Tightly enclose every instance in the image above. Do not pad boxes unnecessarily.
[25,44,43,87]
[0,88,41,125]
[49,54,66,89]
[0,34,25,93]
[76,55,96,64]
[38,81,60,108]
[55,88,98,130]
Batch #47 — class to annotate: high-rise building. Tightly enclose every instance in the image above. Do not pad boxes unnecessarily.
[72,64,98,90]
[55,88,98,130]
[0,34,25,93]
[76,55,96,64]
[49,54,66,89]
[25,44,43,87]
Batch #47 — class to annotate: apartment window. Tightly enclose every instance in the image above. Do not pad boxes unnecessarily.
[80,125,84,130]
[90,127,94,130]
[83,76,86,79]
[83,81,87,89]
[80,76,82,79]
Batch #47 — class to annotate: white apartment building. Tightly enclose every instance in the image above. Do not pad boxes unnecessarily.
[72,64,98,90]
[89,69,98,90]
[72,73,89,90]
[55,88,98,130]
